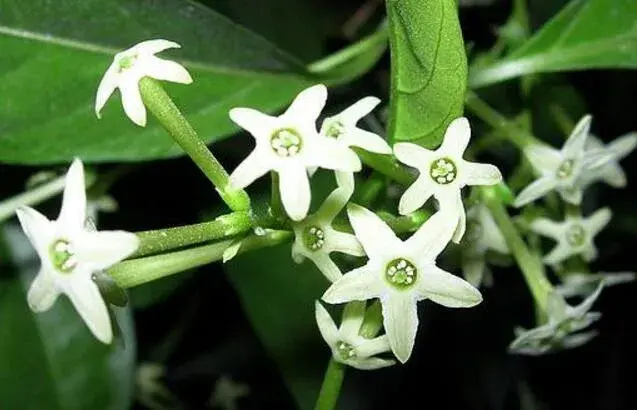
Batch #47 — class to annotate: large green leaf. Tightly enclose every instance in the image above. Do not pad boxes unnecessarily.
[0,225,136,410]
[470,0,637,88]
[0,0,386,165]
[386,0,468,147]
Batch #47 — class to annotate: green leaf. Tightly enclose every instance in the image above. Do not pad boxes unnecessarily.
[0,0,386,165]
[0,226,136,410]
[470,0,637,88]
[386,0,468,147]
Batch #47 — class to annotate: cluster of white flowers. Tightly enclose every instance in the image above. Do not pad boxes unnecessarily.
[509,115,637,355]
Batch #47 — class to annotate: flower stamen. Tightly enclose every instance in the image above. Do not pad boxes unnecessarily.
[302,225,325,251]
[335,341,356,360]
[385,258,418,289]
[429,157,457,185]
[270,128,303,157]
[49,239,77,273]
[565,224,586,247]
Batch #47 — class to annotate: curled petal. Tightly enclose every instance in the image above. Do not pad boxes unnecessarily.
[315,301,339,347]
[134,39,181,55]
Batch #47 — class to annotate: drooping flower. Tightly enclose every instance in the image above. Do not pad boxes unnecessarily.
[461,203,509,287]
[394,117,502,242]
[95,39,193,126]
[529,208,611,265]
[514,115,610,207]
[509,283,603,355]
[228,84,361,221]
[322,204,482,363]
[319,96,392,189]
[315,301,395,370]
[579,133,637,189]
[556,271,635,298]
[292,186,364,282]
[16,159,139,343]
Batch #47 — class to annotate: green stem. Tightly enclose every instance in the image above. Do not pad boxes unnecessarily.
[138,77,250,212]
[359,300,383,339]
[482,187,553,311]
[133,212,253,257]
[465,91,537,150]
[354,149,414,186]
[109,240,233,288]
[269,172,286,221]
[314,359,346,410]
[354,173,385,206]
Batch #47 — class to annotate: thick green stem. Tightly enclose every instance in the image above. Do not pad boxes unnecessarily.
[354,149,414,186]
[138,77,250,212]
[133,212,253,257]
[465,91,538,150]
[482,187,553,311]
[109,240,233,288]
[314,359,346,410]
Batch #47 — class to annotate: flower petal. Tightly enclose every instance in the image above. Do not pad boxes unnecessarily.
[228,151,271,190]
[335,171,355,193]
[75,230,140,271]
[557,186,583,205]
[95,65,118,118]
[561,331,598,350]
[315,186,351,222]
[339,301,366,337]
[282,84,327,124]
[451,191,467,244]
[308,252,343,283]
[347,204,402,256]
[398,177,433,216]
[144,56,193,84]
[278,165,311,221]
[351,357,396,370]
[339,130,391,154]
[310,138,362,172]
[462,162,502,186]
[462,256,486,287]
[356,334,392,357]
[599,163,627,188]
[544,243,574,265]
[524,144,562,172]
[329,230,365,257]
[513,177,557,208]
[609,132,637,158]
[416,265,482,307]
[405,209,455,260]
[380,294,418,363]
[57,158,88,233]
[334,96,380,125]
[529,218,562,239]
[439,117,471,157]
[562,115,592,157]
[120,76,147,126]
[16,206,54,258]
[546,291,569,322]
[322,265,383,304]
[229,107,278,138]
[585,207,611,236]
[393,142,434,169]
[572,281,604,318]
[27,271,60,312]
[135,39,181,55]
[315,301,339,347]
[64,276,113,344]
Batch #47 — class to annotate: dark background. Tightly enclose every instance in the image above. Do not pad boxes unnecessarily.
[2,0,636,409]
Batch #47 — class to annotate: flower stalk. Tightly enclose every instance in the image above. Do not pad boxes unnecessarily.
[314,359,346,410]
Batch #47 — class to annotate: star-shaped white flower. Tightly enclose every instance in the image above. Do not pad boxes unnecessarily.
[529,208,611,265]
[292,186,364,282]
[15,159,139,344]
[322,204,482,363]
[319,96,392,189]
[394,117,502,243]
[461,203,509,287]
[514,115,610,207]
[509,283,603,355]
[95,39,193,127]
[580,133,637,189]
[228,84,361,221]
[556,271,635,299]
[315,301,395,370]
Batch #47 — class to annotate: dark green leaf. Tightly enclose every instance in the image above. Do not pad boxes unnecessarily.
[386,0,468,146]
[470,0,637,88]
[0,226,136,410]
[0,0,386,165]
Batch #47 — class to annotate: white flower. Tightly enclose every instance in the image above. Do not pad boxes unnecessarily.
[514,115,610,207]
[228,84,361,221]
[394,117,502,243]
[556,271,635,298]
[580,133,637,189]
[315,301,395,370]
[322,204,482,363]
[509,283,603,355]
[292,186,364,282]
[209,375,250,410]
[95,39,193,127]
[319,96,392,190]
[15,159,139,344]
[529,208,611,265]
[461,204,509,287]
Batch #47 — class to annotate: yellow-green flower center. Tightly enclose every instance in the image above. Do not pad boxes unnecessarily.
[117,53,138,71]
[565,224,586,247]
[336,341,356,361]
[429,157,457,185]
[556,159,575,180]
[270,128,303,157]
[385,258,418,289]
[302,225,325,251]
[324,120,345,138]
[49,239,77,273]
